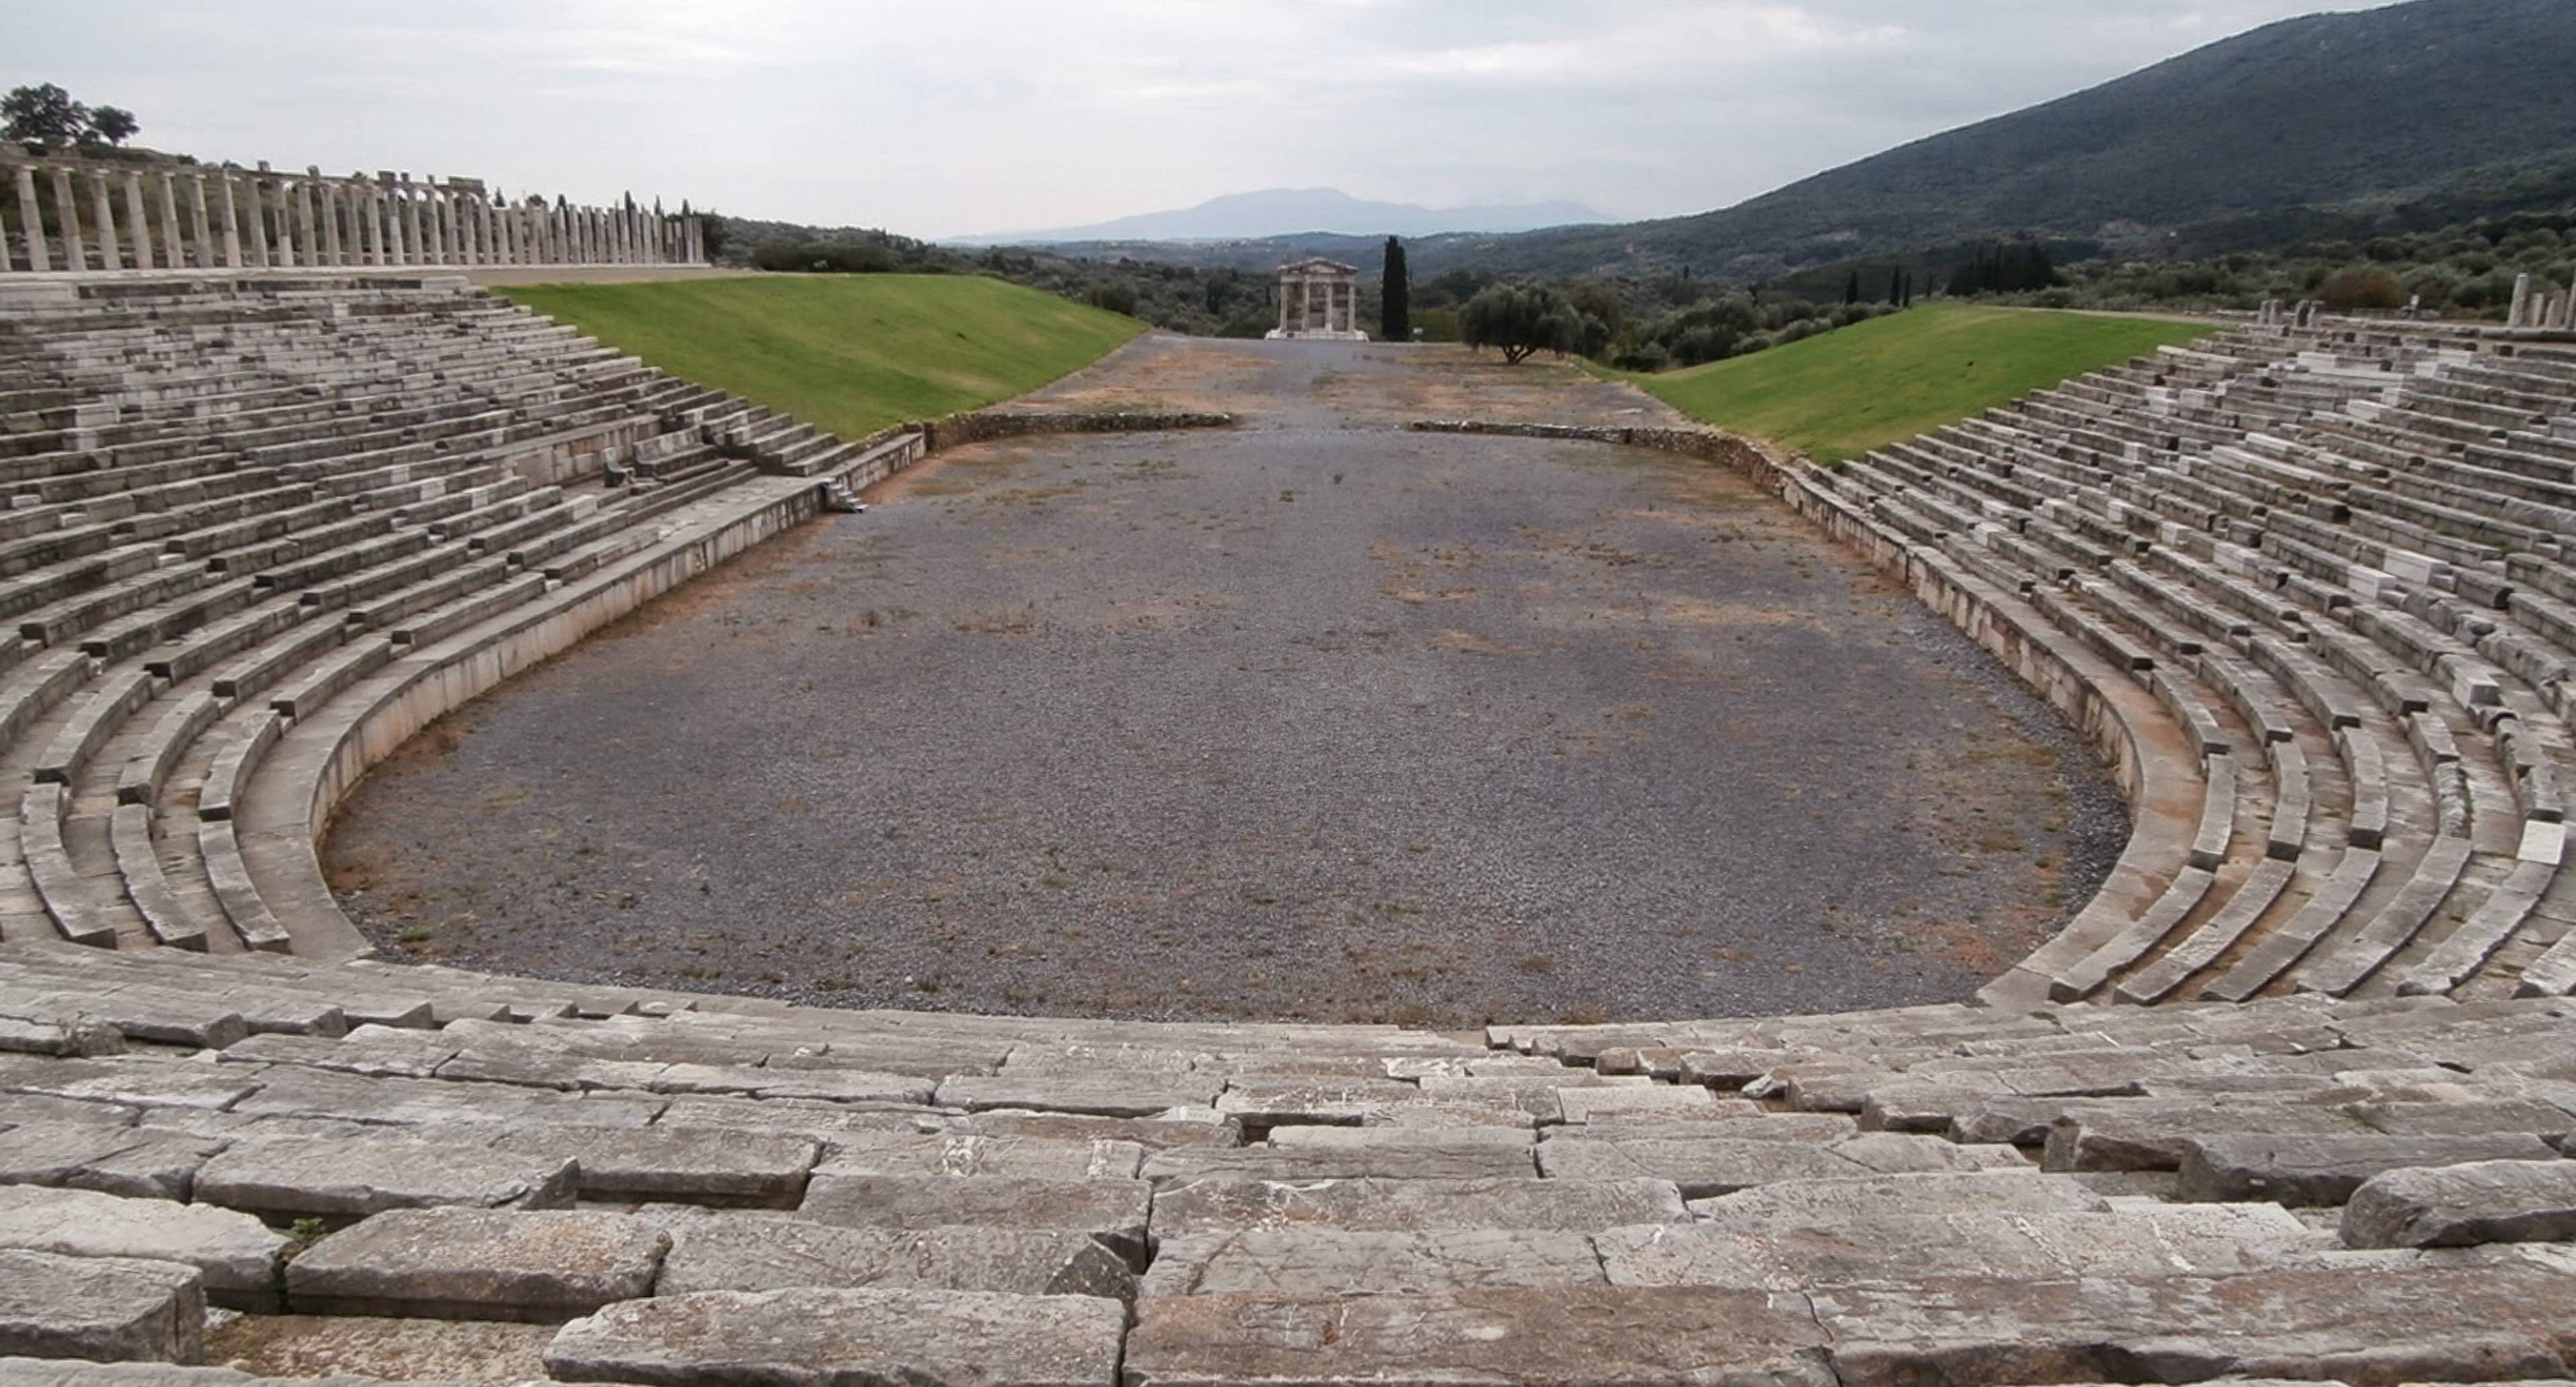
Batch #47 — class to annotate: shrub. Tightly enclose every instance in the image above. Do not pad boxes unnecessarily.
[2316,266,2406,310]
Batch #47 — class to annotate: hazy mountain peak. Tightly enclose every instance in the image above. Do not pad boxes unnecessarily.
[955,188,1607,245]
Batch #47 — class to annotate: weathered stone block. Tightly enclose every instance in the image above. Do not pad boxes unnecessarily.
[654,1213,1134,1300]
[287,1208,669,1321]
[0,1250,204,1364]
[2178,1132,2562,1205]
[0,1186,286,1311]
[1125,1287,1835,1387]
[193,1136,575,1220]
[796,1174,1152,1266]
[1147,1176,1686,1240]
[2341,1158,2576,1248]
[1142,1229,1602,1296]
[545,1288,1124,1387]
[486,1125,820,1205]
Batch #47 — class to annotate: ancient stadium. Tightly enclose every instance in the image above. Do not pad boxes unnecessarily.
[1,150,2575,1387]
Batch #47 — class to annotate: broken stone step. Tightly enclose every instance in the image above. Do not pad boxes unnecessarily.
[544,1287,1125,1387]
[2177,1132,2566,1205]
[285,1207,668,1321]
[2341,1158,2576,1248]
[794,1174,1152,1266]
[0,1186,286,1312]
[651,1211,1135,1300]
[191,1135,576,1221]
[0,1250,204,1366]
[1146,1176,1688,1241]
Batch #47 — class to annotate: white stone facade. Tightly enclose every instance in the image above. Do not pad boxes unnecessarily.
[1267,257,1366,340]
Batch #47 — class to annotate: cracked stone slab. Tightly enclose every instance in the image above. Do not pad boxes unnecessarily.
[795,1174,1152,1265]
[934,1075,1220,1118]
[1124,1286,1835,1387]
[0,1250,205,1364]
[2341,1159,2576,1248]
[286,1207,669,1321]
[0,1123,229,1201]
[807,1131,1142,1181]
[653,1211,1135,1300]
[1814,1260,2576,1387]
[0,1186,286,1311]
[544,1287,1124,1387]
[192,1135,576,1220]
[1600,1205,2320,1287]
[0,1058,261,1113]
[1144,1128,1535,1185]
[2178,1133,2565,1206]
[484,1125,822,1206]
[226,1067,663,1131]
[1148,1176,1687,1240]
[1142,1228,1604,1296]
[1537,1131,2000,1199]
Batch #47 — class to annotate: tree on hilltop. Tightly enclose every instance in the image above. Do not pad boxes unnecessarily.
[1459,282,1584,364]
[88,106,138,146]
[1381,236,1411,342]
[3,84,89,147]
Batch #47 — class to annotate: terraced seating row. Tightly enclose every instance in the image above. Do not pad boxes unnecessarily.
[1803,318,2575,1009]
[0,274,918,965]
[3,942,2573,1384]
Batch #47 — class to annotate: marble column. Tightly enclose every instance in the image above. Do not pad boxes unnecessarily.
[120,173,153,270]
[154,172,182,269]
[391,186,413,266]
[429,186,450,265]
[291,182,315,268]
[319,184,342,266]
[270,180,295,267]
[0,201,11,272]
[84,171,121,270]
[2511,273,2534,328]
[244,177,272,268]
[186,175,213,269]
[50,167,85,270]
[11,166,46,272]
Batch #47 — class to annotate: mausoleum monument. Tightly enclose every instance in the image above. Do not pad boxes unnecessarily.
[1267,256,1366,339]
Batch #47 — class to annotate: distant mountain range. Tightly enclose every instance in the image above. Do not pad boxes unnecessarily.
[951,188,1606,245]
[1002,0,2576,283]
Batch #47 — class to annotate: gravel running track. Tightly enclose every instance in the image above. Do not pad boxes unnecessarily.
[326,338,2127,1025]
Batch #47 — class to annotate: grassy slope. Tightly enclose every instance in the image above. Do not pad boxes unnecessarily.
[1626,304,2220,463]
[498,275,1144,439]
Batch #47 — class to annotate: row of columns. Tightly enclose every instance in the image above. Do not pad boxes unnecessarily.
[2508,272,2576,331]
[1,161,705,274]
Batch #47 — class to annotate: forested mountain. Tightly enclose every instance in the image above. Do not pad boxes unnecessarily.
[1021,0,2576,283]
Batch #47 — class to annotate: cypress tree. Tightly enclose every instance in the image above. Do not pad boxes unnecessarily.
[1845,270,1860,306]
[1381,237,1411,342]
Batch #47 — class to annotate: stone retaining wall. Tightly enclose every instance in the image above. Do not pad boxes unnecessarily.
[922,410,1234,452]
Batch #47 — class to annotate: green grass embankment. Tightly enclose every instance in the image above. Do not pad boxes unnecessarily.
[1619,303,2222,463]
[498,275,1144,439]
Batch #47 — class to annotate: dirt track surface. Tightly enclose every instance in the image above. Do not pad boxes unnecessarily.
[327,337,2125,1025]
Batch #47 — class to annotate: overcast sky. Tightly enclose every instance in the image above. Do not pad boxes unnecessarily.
[13,1,2402,240]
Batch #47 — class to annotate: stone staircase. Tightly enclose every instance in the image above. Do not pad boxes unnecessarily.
[0,279,2569,1384]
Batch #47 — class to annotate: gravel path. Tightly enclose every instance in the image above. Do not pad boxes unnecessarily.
[327,339,2126,1025]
